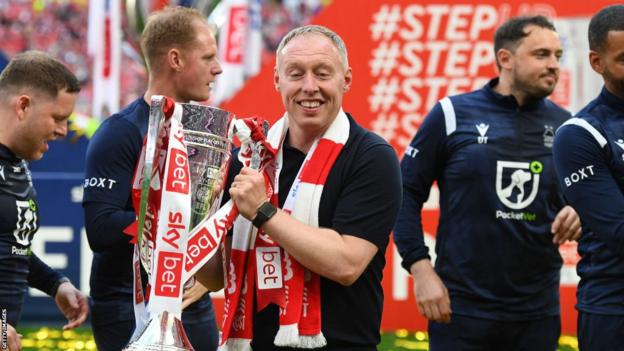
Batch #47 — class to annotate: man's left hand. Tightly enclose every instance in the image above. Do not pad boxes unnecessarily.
[54,282,89,330]
[551,205,581,244]
[229,167,268,220]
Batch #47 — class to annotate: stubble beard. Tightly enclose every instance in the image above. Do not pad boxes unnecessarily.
[512,70,557,102]
[604,66,624,99]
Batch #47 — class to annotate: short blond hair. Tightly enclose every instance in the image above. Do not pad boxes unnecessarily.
[140,6,211,72]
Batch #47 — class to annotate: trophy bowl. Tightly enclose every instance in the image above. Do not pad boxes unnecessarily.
[180,103,232,229]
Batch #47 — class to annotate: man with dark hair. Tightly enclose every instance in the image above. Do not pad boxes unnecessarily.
[493,16,556,69]
[0,50,88,351]
[82,6,222,351]
[394,16,579,350]
[552,5,624,350]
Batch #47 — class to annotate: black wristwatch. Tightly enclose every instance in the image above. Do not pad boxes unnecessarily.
[252,201,277,228]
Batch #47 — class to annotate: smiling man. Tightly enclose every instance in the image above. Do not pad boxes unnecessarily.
[82,6,223,351]
[0,51,88,351]
[553,5,624,350]
[393,16,579,351]
[212,25,402,350]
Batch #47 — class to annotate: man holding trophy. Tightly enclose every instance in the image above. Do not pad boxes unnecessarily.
[197,25,403,350]
[82,7,222,351]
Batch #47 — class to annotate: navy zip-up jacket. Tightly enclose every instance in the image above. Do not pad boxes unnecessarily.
[0,144,65,326]
[553,87,624,315]
[394,78,570,320]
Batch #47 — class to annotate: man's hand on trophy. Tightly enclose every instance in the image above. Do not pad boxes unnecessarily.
[54,281,89,330]
[182,279,209,310]
[230,167,268,220]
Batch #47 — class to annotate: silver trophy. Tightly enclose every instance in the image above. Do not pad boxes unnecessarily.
[125,101,232,351]
[180,103,231,229]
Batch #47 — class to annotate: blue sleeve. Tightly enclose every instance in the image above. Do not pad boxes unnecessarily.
[553,123,624,257]
[332,140,402,249]
[82,118,142,252]
[27,253,64,296]
[393,103,447,271]
[220,148,242,206]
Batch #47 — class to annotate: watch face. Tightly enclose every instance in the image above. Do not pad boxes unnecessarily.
[254,202,277,228]
[261,202,277,216]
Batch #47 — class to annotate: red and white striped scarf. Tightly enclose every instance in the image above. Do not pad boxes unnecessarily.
[220,109,350,350]
[126,97,193,338]
[125,104,275,339]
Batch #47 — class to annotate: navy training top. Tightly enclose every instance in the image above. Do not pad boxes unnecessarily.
[553,87,624,315]
[0,144,64,326]
[394,78,570,320]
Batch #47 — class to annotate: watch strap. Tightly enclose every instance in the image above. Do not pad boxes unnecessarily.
[252,201,277,228]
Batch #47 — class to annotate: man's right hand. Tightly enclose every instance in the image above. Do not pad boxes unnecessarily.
[5,324,22,351]
[410,259,452,323]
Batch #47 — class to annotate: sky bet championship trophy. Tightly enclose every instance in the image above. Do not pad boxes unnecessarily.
[123,96,233,351]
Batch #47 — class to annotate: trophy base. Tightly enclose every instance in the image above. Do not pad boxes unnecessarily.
[123,311,195,351]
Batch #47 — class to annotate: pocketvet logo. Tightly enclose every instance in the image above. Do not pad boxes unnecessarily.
[495,160,541,220]
[13,200,37,246]
[11,246,29,255]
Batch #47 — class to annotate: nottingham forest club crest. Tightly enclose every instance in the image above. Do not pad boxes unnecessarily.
[495,160,542,210]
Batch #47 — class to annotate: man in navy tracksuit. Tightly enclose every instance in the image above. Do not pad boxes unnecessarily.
[394,16,580,350]
[82,7,223,351]
[553,5,624,350]
[0,51,88,351]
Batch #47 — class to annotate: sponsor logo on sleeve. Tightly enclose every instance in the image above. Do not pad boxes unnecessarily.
[83,177,117,189]
[563,165,595,187]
